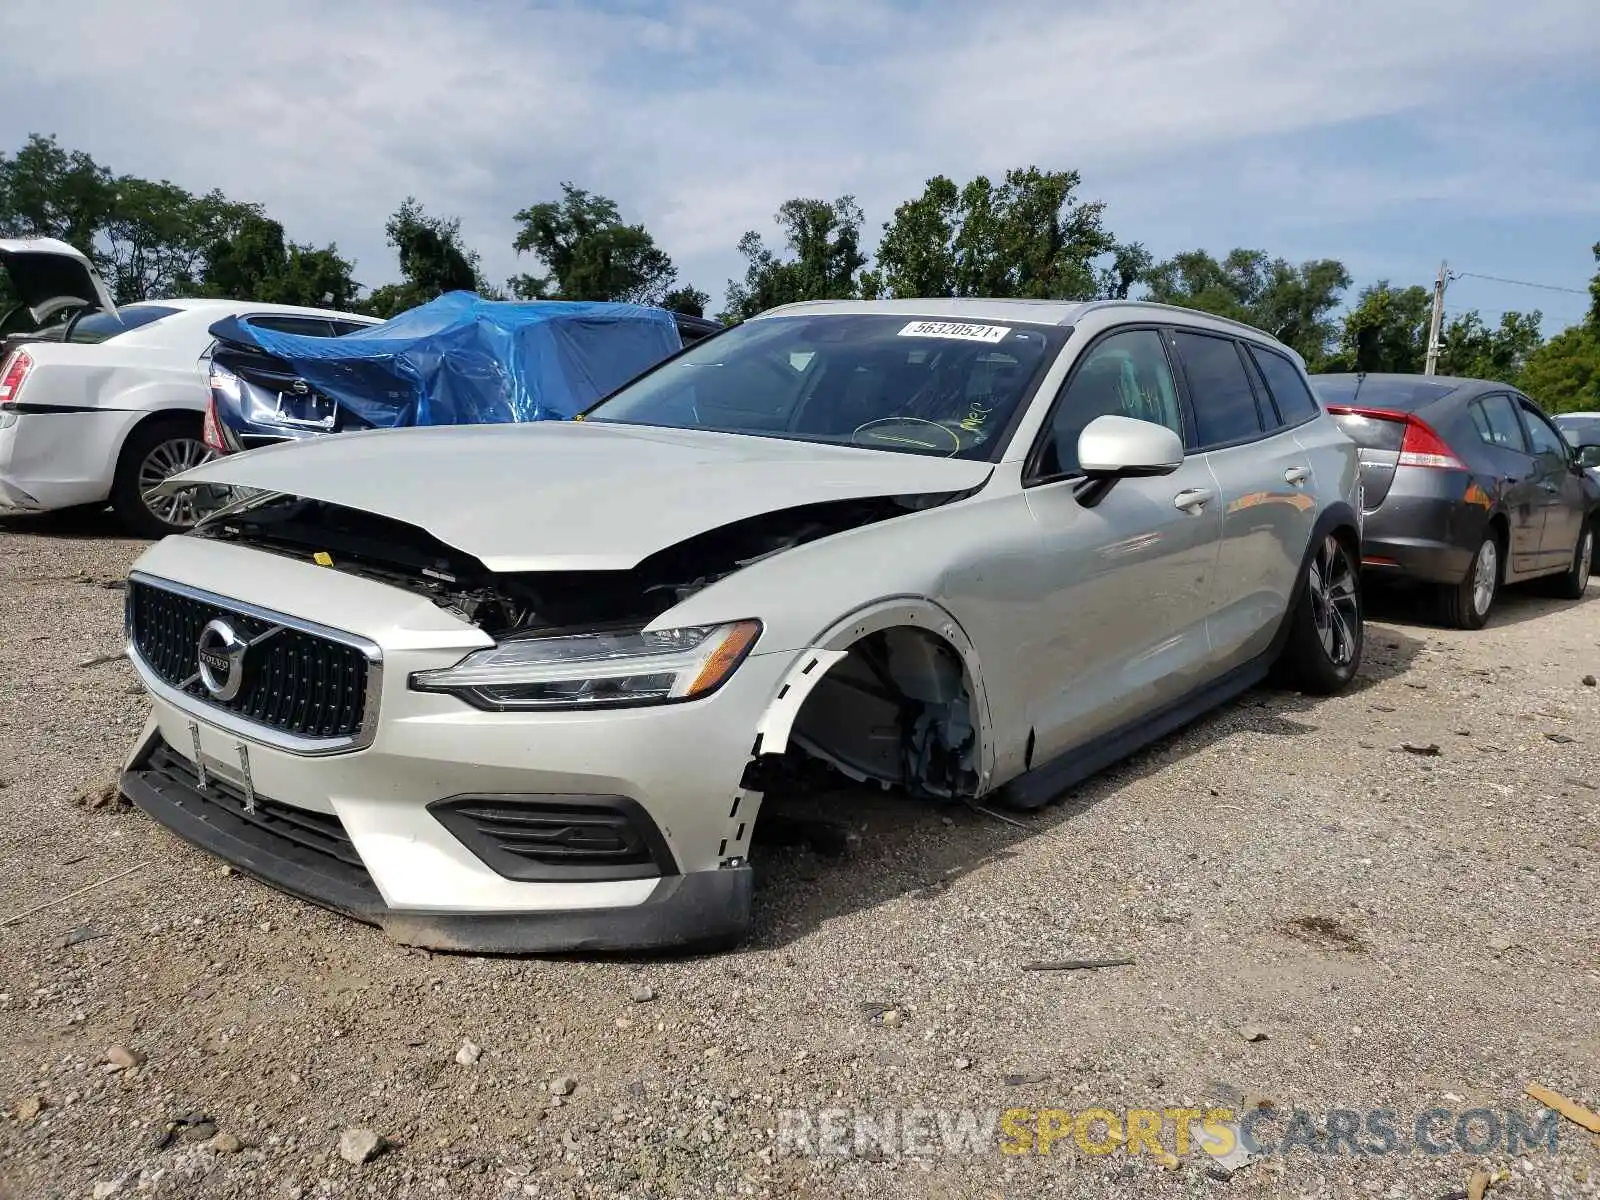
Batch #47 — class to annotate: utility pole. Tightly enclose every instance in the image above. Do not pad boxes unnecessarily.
[1423,260,1448,376]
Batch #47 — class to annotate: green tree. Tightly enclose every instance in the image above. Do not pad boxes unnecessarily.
[1518,325,1599,412]
[866,169,1119,302]
[1142,248,1351,365]
[201,211,359,310]
[509,184,687,305]
[661,286,711,318]
[720,196,868,323]
[1434,309,1544,384]
[1098,241,1154,301]
[0,133,116,254]
[363,198,487,318]
[1322,282,1433,373]
[1517,242,1600,412]
[96,181,264,302]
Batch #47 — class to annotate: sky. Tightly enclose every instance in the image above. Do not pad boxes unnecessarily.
[2,0,1597,331]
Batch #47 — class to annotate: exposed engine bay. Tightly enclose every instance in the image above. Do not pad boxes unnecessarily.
[191,487,982,803]
[190,488,966,639]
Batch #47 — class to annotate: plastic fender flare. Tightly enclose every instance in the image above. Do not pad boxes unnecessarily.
[750,597,1000,794]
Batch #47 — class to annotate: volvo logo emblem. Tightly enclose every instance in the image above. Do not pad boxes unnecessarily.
[196,619,248,701]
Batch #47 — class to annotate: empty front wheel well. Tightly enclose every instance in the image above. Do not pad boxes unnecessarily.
[776,625,983,802]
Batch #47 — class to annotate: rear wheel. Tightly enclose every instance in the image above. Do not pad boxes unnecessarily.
[1281,533,1363,694]
[1439,533,1500,630]
[110,416,214,538]
[1545,523,1593,600]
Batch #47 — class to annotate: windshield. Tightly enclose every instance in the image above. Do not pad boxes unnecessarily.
[1308,374,1457,412]
[1555,415,1600,447]
[585,314,1066,459]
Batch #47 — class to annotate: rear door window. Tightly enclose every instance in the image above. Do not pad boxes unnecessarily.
[1473,394,1529,453]
[1248,346,1321,426]
[1172,331,1263,446]
[66,305,181,344]
[246,315,337,337]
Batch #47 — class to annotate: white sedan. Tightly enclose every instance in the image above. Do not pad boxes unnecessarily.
[0,238,376,536]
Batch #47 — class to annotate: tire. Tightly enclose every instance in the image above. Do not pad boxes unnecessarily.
[1438,532,1501,630]
[109,416,215,539]
[1281,532,1363,695]
[1545,522,1593,600]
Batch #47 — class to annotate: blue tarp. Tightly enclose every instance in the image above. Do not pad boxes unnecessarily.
[225,292,682,428]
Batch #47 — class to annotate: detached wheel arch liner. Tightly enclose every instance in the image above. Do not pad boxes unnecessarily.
[745,598,1000,797]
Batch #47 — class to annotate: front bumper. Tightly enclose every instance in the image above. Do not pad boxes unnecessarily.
[122,731,751,952]
[118,537,787,953]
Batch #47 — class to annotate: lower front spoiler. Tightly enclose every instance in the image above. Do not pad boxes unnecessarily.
[119,747,752,955]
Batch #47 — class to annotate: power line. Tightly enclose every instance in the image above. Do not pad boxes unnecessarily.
[1452,270,1589,296]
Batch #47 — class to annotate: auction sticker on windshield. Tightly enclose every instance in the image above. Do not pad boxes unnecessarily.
[898,321,1012,343]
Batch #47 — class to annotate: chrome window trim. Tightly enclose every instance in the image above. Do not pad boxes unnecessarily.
[124,570,384,756]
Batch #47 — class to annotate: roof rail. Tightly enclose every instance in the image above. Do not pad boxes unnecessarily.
[1074,300,1281,342]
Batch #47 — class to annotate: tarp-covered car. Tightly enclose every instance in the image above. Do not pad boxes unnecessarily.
[204,291,718,454]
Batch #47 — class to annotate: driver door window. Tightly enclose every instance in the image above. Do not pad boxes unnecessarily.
[1519,400,1568,459]
[1039,329,1183,478]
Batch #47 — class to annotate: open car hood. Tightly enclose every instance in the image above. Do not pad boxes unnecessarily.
[162,421,992,572]
[0,237,119,326]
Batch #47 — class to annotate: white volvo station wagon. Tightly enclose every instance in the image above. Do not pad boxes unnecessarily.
[119,299,1364,952]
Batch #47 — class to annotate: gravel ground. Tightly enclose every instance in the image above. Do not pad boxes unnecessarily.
[1,509,1598,1200]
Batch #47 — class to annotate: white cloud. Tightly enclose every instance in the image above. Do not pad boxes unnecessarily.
[1,0,1595,309]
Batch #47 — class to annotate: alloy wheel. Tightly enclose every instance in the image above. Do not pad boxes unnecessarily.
[1472,539,1498,616]
[1307,535,1359,667]
[137,437,213,529]
[1579,530,1593,590]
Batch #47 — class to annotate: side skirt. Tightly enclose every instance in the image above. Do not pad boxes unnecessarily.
[993,650,1273,811]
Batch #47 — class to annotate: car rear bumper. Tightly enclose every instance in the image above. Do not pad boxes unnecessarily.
[0,408,141,511]
[1358,481,1487,585]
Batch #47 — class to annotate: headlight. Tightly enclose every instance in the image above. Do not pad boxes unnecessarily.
[409,620,762,711]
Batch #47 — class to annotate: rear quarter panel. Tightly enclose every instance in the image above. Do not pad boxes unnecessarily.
[13,348,209,505]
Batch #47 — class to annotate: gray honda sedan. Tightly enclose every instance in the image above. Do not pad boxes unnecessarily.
[1311,373,1600,629]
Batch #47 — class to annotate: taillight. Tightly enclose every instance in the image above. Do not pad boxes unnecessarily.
[1396,415,1463,470]
[1327,405,1463,470]
[202,394,229,454]
[0,349,34,408]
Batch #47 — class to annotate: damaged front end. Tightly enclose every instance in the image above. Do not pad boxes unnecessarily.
[184,482,985,804]
[188,487,964,640]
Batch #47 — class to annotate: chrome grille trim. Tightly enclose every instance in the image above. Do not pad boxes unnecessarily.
[125,570,384,756]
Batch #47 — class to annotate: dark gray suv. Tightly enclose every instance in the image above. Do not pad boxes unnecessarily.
[1310,373,1600,629]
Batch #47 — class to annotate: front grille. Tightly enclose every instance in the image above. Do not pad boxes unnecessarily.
[129,579,371,740]
[429,796,670,882]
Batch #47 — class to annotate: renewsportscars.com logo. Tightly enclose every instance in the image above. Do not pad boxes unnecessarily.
[777,1104,1567,1160]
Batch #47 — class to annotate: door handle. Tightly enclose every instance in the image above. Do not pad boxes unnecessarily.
[1172,488,1214,512]
[1540,482,1559,494]
[1284,465,1310,485]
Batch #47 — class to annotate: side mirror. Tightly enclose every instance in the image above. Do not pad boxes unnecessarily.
[1078,414,1184,479]
[1577,443,1600,470]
